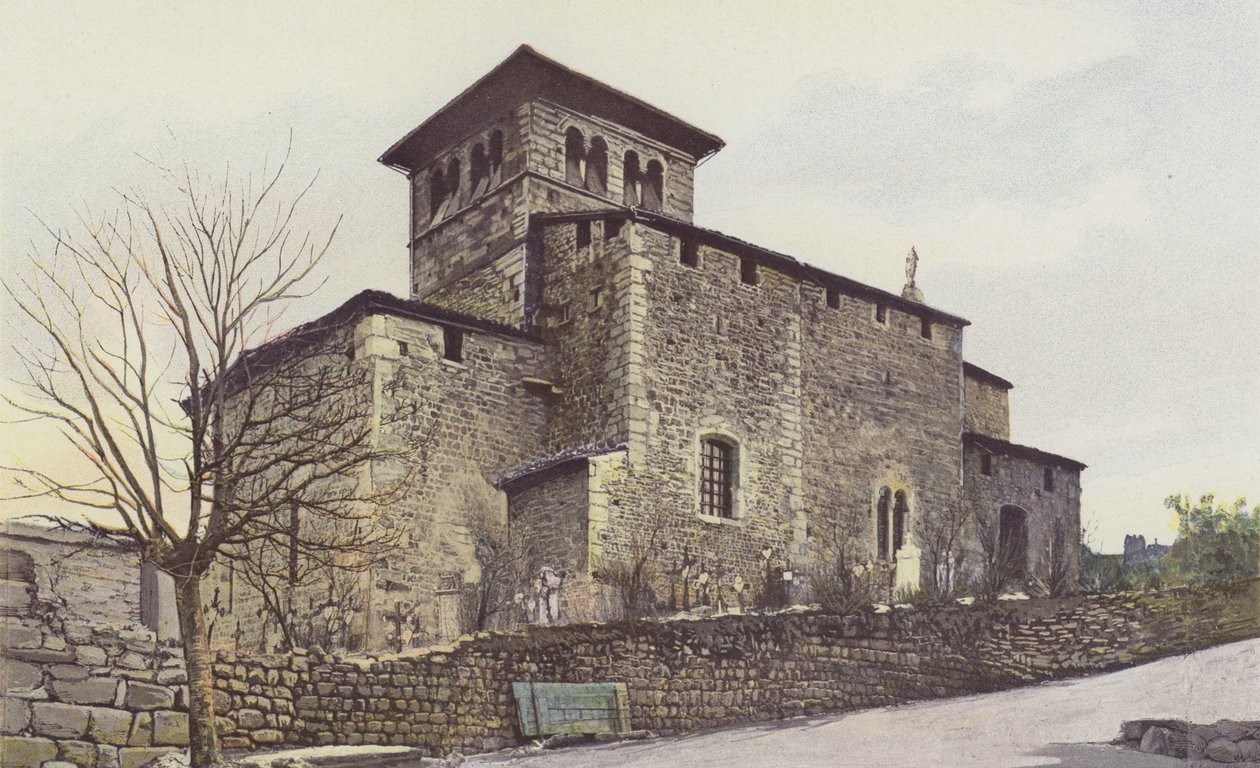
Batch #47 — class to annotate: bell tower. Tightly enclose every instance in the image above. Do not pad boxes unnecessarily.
[378,45,724,325]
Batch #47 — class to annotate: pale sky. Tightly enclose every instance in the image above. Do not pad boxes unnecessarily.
[1,0,1256,551]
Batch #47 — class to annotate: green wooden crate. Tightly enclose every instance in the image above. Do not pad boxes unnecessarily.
[512,681,631,737]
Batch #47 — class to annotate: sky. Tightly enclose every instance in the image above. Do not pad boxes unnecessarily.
[1,0,1256,552]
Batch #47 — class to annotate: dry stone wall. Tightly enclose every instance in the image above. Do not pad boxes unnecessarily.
[1,526,187,768]
[205,579,1260,760]
[2,618,188,768]
[7,566,1255,767]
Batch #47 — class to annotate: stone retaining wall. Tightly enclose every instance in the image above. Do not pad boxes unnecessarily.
[6,566,1256,766]
[1,523,186,768]
[1,613,188,768]
[210,578,1260,759]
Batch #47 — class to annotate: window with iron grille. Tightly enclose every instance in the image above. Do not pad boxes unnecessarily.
[700,438,736,519]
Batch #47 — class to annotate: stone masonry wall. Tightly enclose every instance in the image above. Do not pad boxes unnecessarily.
[409,108,530,301]
[423,247,527,328]
[547,224,809,610]
[537,220,635,451]
[3,539,132,633]
[363,313,549,651]
[526,101,697,222]
[206,579,1260,759]
[964,372,1011,440]
[508,465,589,576]
[1,527,188,768]
[799,275,965,575]
[203,325,376,655]
[962,442,1082,588]
[528,216,991,610]
[624,227,806,589]
[506,460,605,623]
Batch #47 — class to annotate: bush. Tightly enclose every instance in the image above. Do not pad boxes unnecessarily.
[1164,494,1260,585]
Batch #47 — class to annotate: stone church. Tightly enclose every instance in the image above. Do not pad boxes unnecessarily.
[212,45,1084,652]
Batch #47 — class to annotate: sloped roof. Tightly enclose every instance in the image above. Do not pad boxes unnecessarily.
[495,439,628,494]
[186,290,538,414]
[963,362,1014,390]
[379,44,725,173]
[964,432,1087,471]
[237,289,533,376]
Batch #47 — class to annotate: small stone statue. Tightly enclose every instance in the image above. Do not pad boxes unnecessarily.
[535,566,565,624]
[901,246,925,303]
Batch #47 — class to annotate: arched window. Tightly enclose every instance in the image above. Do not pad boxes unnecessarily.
[564,127,585,186]
[585,136,608,195]
[876,487,891,560]
[700,437,736,519]
[470,143,489,198]
[489,130,504,184]
[893,490,908,554]
[622,150,640,206]
[446,156,461,208]
[642,159,664,211]
[999,505,1028,578]
[428,167,446,220]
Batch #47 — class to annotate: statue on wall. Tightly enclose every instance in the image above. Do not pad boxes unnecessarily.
[901,246,925,303]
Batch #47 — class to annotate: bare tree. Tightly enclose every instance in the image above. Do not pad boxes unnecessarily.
[593,516,664,619]
[228,504,393,652]
[3,145,422,766]
[459,507,534,633]
[811,513,879,615]
[917,500,970,600]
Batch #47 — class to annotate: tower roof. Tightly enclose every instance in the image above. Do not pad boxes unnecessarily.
[379,44,726,173]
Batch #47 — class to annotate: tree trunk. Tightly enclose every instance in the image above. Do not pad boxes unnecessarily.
[175,572,220,767]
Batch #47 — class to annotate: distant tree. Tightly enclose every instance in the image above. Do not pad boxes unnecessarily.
[1164,494,1260,584]
[2,145,422,766]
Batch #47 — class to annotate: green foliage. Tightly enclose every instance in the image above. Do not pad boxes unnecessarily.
[1164,494,1260,584]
